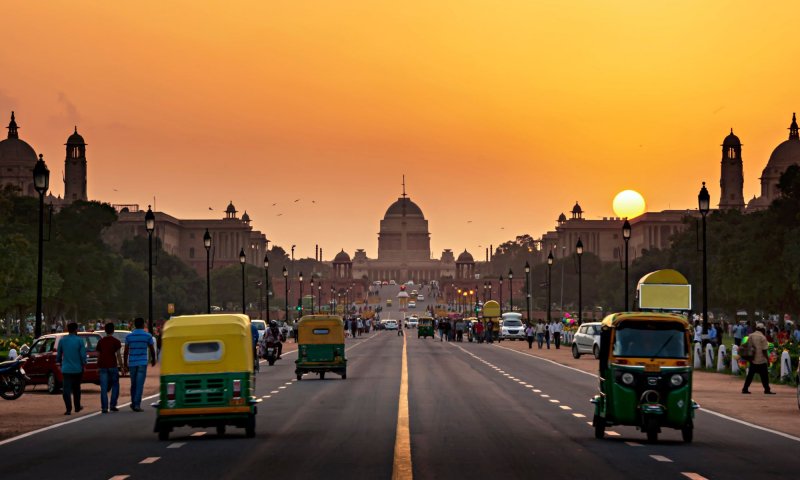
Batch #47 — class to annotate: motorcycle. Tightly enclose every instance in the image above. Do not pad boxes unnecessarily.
[0,358,27,400]
[263,341,278,366]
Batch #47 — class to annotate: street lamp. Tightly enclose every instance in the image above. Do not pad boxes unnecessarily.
[576,238,584,325]
[310,276,315,314]
[622,219,631,311]
[547,252,554,323]
[525,262,531,323]
[699,181,711,333]
[264,254,270,322]
[483,282,488,302]
[145,205,155,334]
[203,229,212,314]
[498,275,504,313]
[299,272,304,316]
[283,267,289,323]
[33,154,49,339]
[508,269,514,313]
[488,281,492,301]
[239,248,247,315]
[318,282,322,314]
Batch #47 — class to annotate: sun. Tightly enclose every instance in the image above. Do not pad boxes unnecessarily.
[612,190,646,219]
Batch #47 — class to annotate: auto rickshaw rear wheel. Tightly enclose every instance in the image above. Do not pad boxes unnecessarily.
[158,427,169,441]
[592,415,604,439]
[681,421,693,443]
[319,372,325,380]
[297,373,302,381]
[245,414,256,438]
[216,425,226,436]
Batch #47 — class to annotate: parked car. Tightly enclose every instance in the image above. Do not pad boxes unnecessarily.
[571,322,602,359]
[499,313,525,340]
[23,332,102,393]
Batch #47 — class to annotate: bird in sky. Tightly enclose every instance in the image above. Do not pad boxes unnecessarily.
[501,227,505,230]
[272,203,277,206]
[113,189,118,192]
[208,207,213,210]
[467,220,472,223]
[311,200,316,204]
[294,199,300,203]
[277,213,283,216]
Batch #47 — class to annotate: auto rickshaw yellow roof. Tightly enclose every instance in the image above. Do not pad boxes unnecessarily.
[162,314,251,339]
[482,300,501,318]
[297,315,344,327]
[637,269,689,286]
[600,312,690,329]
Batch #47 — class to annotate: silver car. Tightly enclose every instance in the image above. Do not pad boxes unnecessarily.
[571,322,601,359]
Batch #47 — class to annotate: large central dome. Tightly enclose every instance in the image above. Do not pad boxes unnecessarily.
[384,197,424,219]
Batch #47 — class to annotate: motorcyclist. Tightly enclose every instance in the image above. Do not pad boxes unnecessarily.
[263,320,284,360]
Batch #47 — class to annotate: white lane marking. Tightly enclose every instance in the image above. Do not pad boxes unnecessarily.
[285,382,293,385]
[533,389,541,393]
[650,455,672,463]
[559,405,572,410]
[109,476,129,480]
[681,473,709,480]
[518,382,527,385]
[270,390,279,394]
[495,343,800,444]
[261,395,270,399]
[586,422,593,426]
[606,431,621,437]
[0,392,159,447]
[541,394,550,398]
[525,385,534,388]
[573,413,586,418]
[549,399,560,403]
[626,442,643,447]
[190,432,206,437]
[167,442,186,449]
[139,457,160,464]
[278,386,287,389]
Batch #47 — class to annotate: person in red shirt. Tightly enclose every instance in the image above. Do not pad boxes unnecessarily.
[96,323,123,413]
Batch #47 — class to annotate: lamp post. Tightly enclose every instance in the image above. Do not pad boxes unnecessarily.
[239,249,247,315]
[498,275,504,313]
[698,181,711,333]
[508,269,514,313]
[203,229,212,314]
[330,286,335,313]
[264,254,270,322]
[576,238,584,325]
[547,252,554,323]
[457,288,462,313]
[525,262,531,323]
[622,219,632,311]
[283,267,289,323]
[145,205,155,334]
[310,276,315,314]
[483,282,488,302]
[318,283,322,314]
[33,154,49,339]
[488,282,492,301]
[299,272,304,316]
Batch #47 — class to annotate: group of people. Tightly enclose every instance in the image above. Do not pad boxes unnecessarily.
[345,317,372,337]
[57,317,156,415]
[525,320,564,350]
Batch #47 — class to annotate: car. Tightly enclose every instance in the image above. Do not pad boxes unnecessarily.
[250,320,267,342]
[389,280,397,285]
[406,281,415,287]
[408,301,416,309]
[572,322,602,359]
[22,332,102,393]
[406,317,419,328]
[417,294,424,301]
[373,281,382,286]
[382,281,389,285]
[386,299,393,307]
[93,329,132,376]
[384,319,398,330]
[499,313,525,340]
[411,290,418,296]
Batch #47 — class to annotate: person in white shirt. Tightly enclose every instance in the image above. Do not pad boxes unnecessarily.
[693,322,703,344]
[552,320,564,349]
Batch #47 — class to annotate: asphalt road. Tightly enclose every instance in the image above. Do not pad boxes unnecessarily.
[2,290,799,479]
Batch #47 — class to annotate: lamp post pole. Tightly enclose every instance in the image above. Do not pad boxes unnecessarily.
[699,182,711,333]
[310,277,315,314]
[203,229,212,314]
[499,276,504,313]
[283,267,289,323]
[508,269,514,313]
[264,255,270,322]
[547,252,554,323]
[239,249,246,315]
[576,238,584,325]
[299,272,304,317]
[488,282,492,301]
[145,206,155,334]
[525,262,531,323]
[33,154,49,339]
[318,283,322,314]
[622,219,631,311]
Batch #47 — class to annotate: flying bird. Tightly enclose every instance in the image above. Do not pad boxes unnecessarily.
[208,207,213,210]
[277,213,283,216]
[467,220,472,223]
[311,200,316,204]
[294,199,300,203]
[272,203,277,206]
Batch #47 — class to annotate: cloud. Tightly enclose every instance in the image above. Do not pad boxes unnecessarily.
[48,91,81,126]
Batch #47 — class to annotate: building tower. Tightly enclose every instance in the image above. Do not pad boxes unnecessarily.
[719,129,744,210]
[64,127,88,202]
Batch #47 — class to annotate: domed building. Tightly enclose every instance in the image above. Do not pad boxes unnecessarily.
[746,113,800,211]
[0,112,39,196]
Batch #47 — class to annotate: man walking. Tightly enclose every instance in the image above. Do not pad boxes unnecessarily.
[124,318,156,412]
[525,322,535,349]
[56,323,85,415]
[535,320,545,349]
[742,323,775,395]
[97,323,123,413]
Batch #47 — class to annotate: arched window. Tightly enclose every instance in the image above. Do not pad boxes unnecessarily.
[728,147,736,159]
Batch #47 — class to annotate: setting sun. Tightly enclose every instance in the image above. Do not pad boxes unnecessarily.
[612,190,646,219]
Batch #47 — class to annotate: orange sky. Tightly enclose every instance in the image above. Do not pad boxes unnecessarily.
[4,1,800,259]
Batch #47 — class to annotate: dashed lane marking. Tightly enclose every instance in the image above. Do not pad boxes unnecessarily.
[190,432,206,437]
[285,382,293,385]
[650,455,673,463]
[681,473,709,480]
[108,476,129,480]
[541,394,550,398]
[167,442,186,449]
[559,406,572,410]
[606,431,621,437]
[278,386,287,389]
[139,457,160,464]
[270,390,279,394]
[262,395,271,399]
[525,385,534,388]
[533,389,541,393]
[626,442,643,447]
[572,413,586,418]
[549,399,560,403]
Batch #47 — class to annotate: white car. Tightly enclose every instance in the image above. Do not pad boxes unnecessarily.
[251,320,267,342]
[417,294,424,301]
[406,317,419,328]
[572,322,602,359]
[384,319,398,330]
[408,301,416,309]
[499,314,525,340]
[389,280,397,285]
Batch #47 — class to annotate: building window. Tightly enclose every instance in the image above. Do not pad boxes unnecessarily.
[189,247,195,259]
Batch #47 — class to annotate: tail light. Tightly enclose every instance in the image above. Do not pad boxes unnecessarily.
[167,382,176,401]
[232,379,242,399]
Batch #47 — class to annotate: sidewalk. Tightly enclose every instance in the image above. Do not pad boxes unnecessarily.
[494,339,800,438]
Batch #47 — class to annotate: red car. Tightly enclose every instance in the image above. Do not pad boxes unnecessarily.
[22,333,101,394]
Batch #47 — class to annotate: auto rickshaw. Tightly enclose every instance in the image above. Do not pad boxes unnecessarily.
[153,314,260,440]
[482,300,501,342]
[418,317,435,339]
[295,315,347,380]
[591,269,698,443]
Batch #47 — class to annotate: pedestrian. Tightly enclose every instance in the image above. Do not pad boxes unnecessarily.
[455,319,465,342]
[553,320,563,349]
[124,317,157,412]
[535,320,545,349]
[693,321,703,345]
[397,318,404,336]
[439,319,446,342]
[350,318,358,338]
[56,322,85,415]
[525,322,534,349]
[96,322,122,413]
[485,319,494,343]
[741,323,775,395]
[708,323,718,348]
[733,322,744,347]
[474,321,484,343]
[545,320,552,349]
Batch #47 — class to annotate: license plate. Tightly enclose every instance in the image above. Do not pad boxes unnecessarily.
[644,363,661,373]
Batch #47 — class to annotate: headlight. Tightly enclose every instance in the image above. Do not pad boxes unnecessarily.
[670,374,684,387]
[621,372,635,385]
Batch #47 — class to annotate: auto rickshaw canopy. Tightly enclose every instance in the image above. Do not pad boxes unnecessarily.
[482,300,500,318]
[636,269,692,311]
[160,314,253,375]
[600,312,691,330]
[297,315,345,344]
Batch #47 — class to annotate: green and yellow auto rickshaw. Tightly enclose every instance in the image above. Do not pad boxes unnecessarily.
[154,314,260,440]
[418,317,435,339]
[295,315,347,380]
[591,270,698,443]
[482,300,501,342]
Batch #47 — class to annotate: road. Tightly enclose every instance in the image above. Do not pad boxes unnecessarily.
[2,290,798,479]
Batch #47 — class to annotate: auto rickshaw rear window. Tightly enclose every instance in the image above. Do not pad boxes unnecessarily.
[313,329,330,335]
[183,341,224,362]
[613,322,687,359]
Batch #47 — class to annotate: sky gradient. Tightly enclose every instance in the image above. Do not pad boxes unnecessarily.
[3,1,800,259]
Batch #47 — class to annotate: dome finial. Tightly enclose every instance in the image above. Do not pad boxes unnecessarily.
[790,112,799,140]
[7,111,18,139]
[731,128,733,134]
